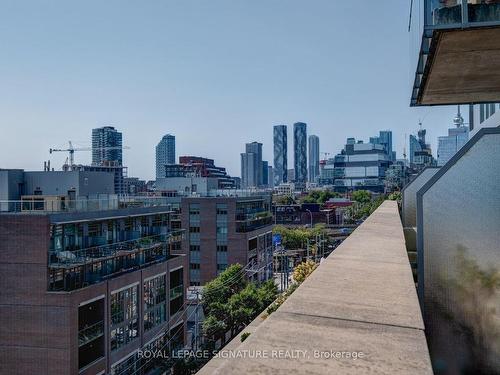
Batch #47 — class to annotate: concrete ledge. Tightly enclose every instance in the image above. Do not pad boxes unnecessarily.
[197,201,432,374]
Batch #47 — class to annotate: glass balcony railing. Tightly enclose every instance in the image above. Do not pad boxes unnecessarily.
[409,0,500,106]
[49,232,184,266]
[78,320,104,347]
[169,285,184,300]
[235,215,273,233]
[48,231,184,292]
[0,196,175,214]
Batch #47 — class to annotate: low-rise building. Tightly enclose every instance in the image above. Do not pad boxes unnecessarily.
[181,194,273,286]
[0,197,186,375]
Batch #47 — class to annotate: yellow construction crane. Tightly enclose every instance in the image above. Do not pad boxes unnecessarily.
[49,141,129,167]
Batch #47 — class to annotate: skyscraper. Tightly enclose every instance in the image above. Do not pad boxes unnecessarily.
[241,142,263,188]
[262,160,269,187]
[379,130,394,161]
[437,106,469,166]
[410,126,435,170]
[370,130,394,161]
[273,125,287,185]
[92,126,123,166]
[156,134,176,178]
[293,122,307,184]
[308,135,320,183]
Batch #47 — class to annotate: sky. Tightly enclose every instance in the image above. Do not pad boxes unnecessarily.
[0,0,463,180]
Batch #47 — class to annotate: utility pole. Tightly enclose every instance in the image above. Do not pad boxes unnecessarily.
[193,289,202,351]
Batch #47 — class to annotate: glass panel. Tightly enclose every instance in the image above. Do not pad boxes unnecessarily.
[468,0,500,23]
[430,0,462,26]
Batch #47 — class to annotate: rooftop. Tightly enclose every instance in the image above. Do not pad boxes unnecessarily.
[197,201,432,375]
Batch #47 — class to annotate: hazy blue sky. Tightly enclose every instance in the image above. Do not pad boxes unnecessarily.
[0,0,461,180]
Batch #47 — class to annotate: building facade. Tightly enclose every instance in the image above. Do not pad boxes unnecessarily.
[160,156,237,190]
[181,195,273,286]
[241,142,263,188]
[156,134,176,179]
[92,126,123,166]
[370,130,394,161]
[437,107,469,167]
[410,128,435,171]
[0,199,186,375]
[332,135,392,193]
[308,135,320,183]
[273,125,287,185]
[293,122,307,185]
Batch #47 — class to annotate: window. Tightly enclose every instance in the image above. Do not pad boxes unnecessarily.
[189,204,200,216]
[144,274,167,332]
[169,268,184,316]
[189,226,200,233]
[110,285,139,351]
[216,245,227,252]
[190,263,200,270]
[217,264,228,274]
[190,245,200,252]
[111,351,139,375]
[216,204,228,215]
[78,299,105,369]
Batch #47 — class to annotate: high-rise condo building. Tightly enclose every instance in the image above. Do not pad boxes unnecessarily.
[241,142,263,188]
[156,134,176,178]
[293,122,307,184]
[308,135,320,183]
[92,126,123,166]
[273,125,287,185]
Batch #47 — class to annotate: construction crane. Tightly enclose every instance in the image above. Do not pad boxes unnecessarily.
[49,141,129,167]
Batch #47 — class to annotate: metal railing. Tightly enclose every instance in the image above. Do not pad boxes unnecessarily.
[78,320,104,347]
[0,196,174,214]
[49,231,184,266]
[169,285,184,300]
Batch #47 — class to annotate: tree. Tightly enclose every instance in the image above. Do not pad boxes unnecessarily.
[202,264,246,314]
[202,314,228,346]
[275,195,295,205]
[201,266,278,349]
[351,190,371,204]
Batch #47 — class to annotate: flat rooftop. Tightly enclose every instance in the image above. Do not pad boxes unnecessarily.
[197,201,432,374]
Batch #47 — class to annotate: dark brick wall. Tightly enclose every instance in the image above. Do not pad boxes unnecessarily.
[0,214,188,375]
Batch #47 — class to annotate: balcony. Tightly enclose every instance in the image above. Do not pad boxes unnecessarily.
[78,320,104,347]
[235,213,273,233]
[410,0,500,106]
[197,201,432,374]
[169,284,184,300]
[0,196,175,214]
[48,231,184,291]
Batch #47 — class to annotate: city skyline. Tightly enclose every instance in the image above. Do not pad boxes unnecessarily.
[0,1,461,180]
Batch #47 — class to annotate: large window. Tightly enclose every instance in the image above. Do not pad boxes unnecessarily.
[110,285,139,351]
[169,268,184,316]
[144,274,167,332]
[78,298,105,370]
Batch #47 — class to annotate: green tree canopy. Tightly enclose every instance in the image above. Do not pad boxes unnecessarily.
[351,190,371,204]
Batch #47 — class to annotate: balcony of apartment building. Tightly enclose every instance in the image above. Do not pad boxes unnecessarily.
[0,195,175,213]
[235,201,273,233]
[410,0,500,106]
[197,201,433,374]
[47,217,184,292]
